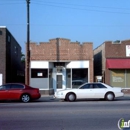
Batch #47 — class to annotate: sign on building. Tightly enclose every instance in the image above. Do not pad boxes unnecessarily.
[0,74,2,85]
[126,45,130,57]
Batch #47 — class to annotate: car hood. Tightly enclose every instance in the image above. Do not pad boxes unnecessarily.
[55,88,78,93]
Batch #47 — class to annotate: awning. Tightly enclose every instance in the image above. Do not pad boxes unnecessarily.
[106,59,130,69]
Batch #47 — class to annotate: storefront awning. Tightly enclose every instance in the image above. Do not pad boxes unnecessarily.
[106,59,130,69]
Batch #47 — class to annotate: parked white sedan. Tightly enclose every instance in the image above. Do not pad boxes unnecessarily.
[54,82,124,101]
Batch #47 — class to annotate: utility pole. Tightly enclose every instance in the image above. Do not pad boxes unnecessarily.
[26,0,30,85]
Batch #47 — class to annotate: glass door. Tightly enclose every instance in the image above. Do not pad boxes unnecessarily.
[57,75,62,89]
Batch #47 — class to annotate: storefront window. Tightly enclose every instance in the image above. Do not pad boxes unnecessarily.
[31,69,48,78]
[72,69,88,88]
[110,70,125,87]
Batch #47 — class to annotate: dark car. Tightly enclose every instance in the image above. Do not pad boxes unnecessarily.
[0,83,41,102]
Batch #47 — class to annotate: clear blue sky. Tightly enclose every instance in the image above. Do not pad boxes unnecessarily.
[0,0,130,53]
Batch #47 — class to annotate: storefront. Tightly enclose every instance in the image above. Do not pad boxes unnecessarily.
[106,59,130,88]
[94,40,130,90]
[28,38,93,94]
[30,61,89,94]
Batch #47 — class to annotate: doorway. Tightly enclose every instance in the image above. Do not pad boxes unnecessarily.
[56,74,63,90]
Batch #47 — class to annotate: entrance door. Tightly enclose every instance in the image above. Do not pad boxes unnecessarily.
[57,75,62,89]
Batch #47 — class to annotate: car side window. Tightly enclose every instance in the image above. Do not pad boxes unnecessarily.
[0,85,11,90]
[11,84,24,89]
[93,84,107,88]
[80,84,93,89]
[0,85,5,90]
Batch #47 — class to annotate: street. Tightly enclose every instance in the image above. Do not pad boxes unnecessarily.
[0,96,130,130]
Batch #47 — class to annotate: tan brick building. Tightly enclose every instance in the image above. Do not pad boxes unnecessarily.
[29,38,93,94]
[94,40,130,89]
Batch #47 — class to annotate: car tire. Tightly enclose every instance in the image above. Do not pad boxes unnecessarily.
[67,93,76,102]
[21,94,30,103]
[105,92,114,101]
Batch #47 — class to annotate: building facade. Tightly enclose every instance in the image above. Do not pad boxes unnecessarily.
[0,26,24,85]
[94,40,130,89]
[29,38,93,94]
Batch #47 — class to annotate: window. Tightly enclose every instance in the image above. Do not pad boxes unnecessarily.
[14,46,18,54]
[31,69,48,78]
[66,69,71,88]
[72,69,88,82]
[0,84,11,90]
[11,84,24,89]
[8,35,11,42]
[80,84,93,89]
[93,84,107,88]
[0,31,2,35]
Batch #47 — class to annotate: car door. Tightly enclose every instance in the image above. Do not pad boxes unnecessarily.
[0,84,11,100]
[93,83,107,98]
[77,83,94,99]
[9,84,24,99]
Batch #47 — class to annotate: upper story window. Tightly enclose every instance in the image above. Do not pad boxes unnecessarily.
[8,35,11,42]
[0,31,2,35]
[14,46,18,54]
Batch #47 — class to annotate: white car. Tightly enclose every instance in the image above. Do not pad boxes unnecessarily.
[54,82,124,101]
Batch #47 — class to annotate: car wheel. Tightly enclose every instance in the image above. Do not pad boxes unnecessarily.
[105,93,114,101]
[21,94,30,103]
[67,93,76,102]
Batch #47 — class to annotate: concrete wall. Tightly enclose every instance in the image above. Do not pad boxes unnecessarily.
[30,78,49,89]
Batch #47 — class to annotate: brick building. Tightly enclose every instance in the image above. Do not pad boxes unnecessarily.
[0,26,24,85]
[29,38,93,94]
[94,40,130,89]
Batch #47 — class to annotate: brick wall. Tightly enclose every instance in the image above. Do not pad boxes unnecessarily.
[105,40,130,58]
[0,28,6,84]
[30,38,93,61]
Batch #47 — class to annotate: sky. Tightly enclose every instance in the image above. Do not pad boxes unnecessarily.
[0,0,130,53]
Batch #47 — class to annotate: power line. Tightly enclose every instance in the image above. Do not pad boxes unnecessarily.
[31,2,130,14]
[1,23,129,27]
[31,0,130,11]
[1,1,130,14]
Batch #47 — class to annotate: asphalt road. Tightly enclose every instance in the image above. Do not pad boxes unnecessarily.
[0,96,130,130]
